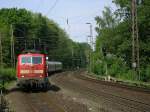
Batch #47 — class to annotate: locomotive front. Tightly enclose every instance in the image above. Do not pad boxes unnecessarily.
[17,53,49,88]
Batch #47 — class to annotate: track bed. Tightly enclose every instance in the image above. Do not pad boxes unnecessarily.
[50,71,150,112]
[6,71,150,112]
[6,85,87,112]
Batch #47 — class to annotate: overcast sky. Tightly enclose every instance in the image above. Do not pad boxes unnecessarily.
[0,0,116,42]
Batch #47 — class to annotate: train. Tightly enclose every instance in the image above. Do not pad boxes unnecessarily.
[16,52,62,88]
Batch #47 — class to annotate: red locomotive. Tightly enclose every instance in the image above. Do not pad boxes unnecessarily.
[16,50,62,88]
[16,52,49,88]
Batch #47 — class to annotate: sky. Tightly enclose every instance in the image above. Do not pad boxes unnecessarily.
[0,0,116,42]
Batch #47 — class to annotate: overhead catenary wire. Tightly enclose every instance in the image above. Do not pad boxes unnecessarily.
[45,0,59,15]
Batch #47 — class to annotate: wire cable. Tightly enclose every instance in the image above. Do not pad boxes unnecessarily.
[46,0,59,15]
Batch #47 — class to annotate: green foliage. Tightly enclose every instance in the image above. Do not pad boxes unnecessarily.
[0,8,89,69]
[0,68,16,81]
[140,66,150,82]
[94,1,150,82]
[0,68,16,89]
[117,70,137,81]
[108,57,126,77]
[93,60,105,76]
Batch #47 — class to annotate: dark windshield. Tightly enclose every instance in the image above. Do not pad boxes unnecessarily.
[32,57,42,64]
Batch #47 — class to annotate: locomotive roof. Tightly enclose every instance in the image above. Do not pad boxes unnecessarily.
[18,53,45,56]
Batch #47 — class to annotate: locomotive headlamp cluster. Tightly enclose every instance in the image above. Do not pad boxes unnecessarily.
[20,70,30,74]
[34,70,43,74]
[20,70,43,74]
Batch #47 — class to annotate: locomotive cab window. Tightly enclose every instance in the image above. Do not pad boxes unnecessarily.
[21,57,31,64]
[32,57,42,64]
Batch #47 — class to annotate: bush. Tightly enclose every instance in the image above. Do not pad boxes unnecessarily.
[92,54,142,82]
[0,68,16,82]
[140,66,150,82]
[92,52,150,83]
[93,61,106,76]
[117,70,137,81]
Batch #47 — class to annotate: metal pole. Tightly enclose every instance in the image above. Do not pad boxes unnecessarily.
[0,32,3,68]
[66,19,74,69]
[71,46,74,69]
[90,24,93,72]
[34,40,36,50]
[38,38,41,50]
[13,35,15,68]
[132,0,136,74]
[86,23,93,72]
[90,24,94,72]
[10,24,15,68]
[132,0,140,79]
[135,0,140,78]
[86,35,90,71]
[25,40,27,50]
[89,24,94,50]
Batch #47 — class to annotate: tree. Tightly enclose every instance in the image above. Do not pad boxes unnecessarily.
[0,8,89,69]
[94,0,150,81]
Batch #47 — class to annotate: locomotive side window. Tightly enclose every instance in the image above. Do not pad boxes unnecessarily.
[21,57,31,64]
[32,57,42,64]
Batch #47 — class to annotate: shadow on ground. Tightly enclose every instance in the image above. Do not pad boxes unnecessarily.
[48,71,65,77]
[6,83,61,94]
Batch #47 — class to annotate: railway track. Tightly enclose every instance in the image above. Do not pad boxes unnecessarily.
[51,71,150,112]
[76,72,150,112]
[74,72,150,111]
[84,84,150,112]
[75,71,150,93]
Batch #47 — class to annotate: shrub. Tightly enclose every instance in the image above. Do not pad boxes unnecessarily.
[92,54,142,82]
[0,68,16,82]
[93,61,106,76]
[140,66,150,82]
[117,70,137,81]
